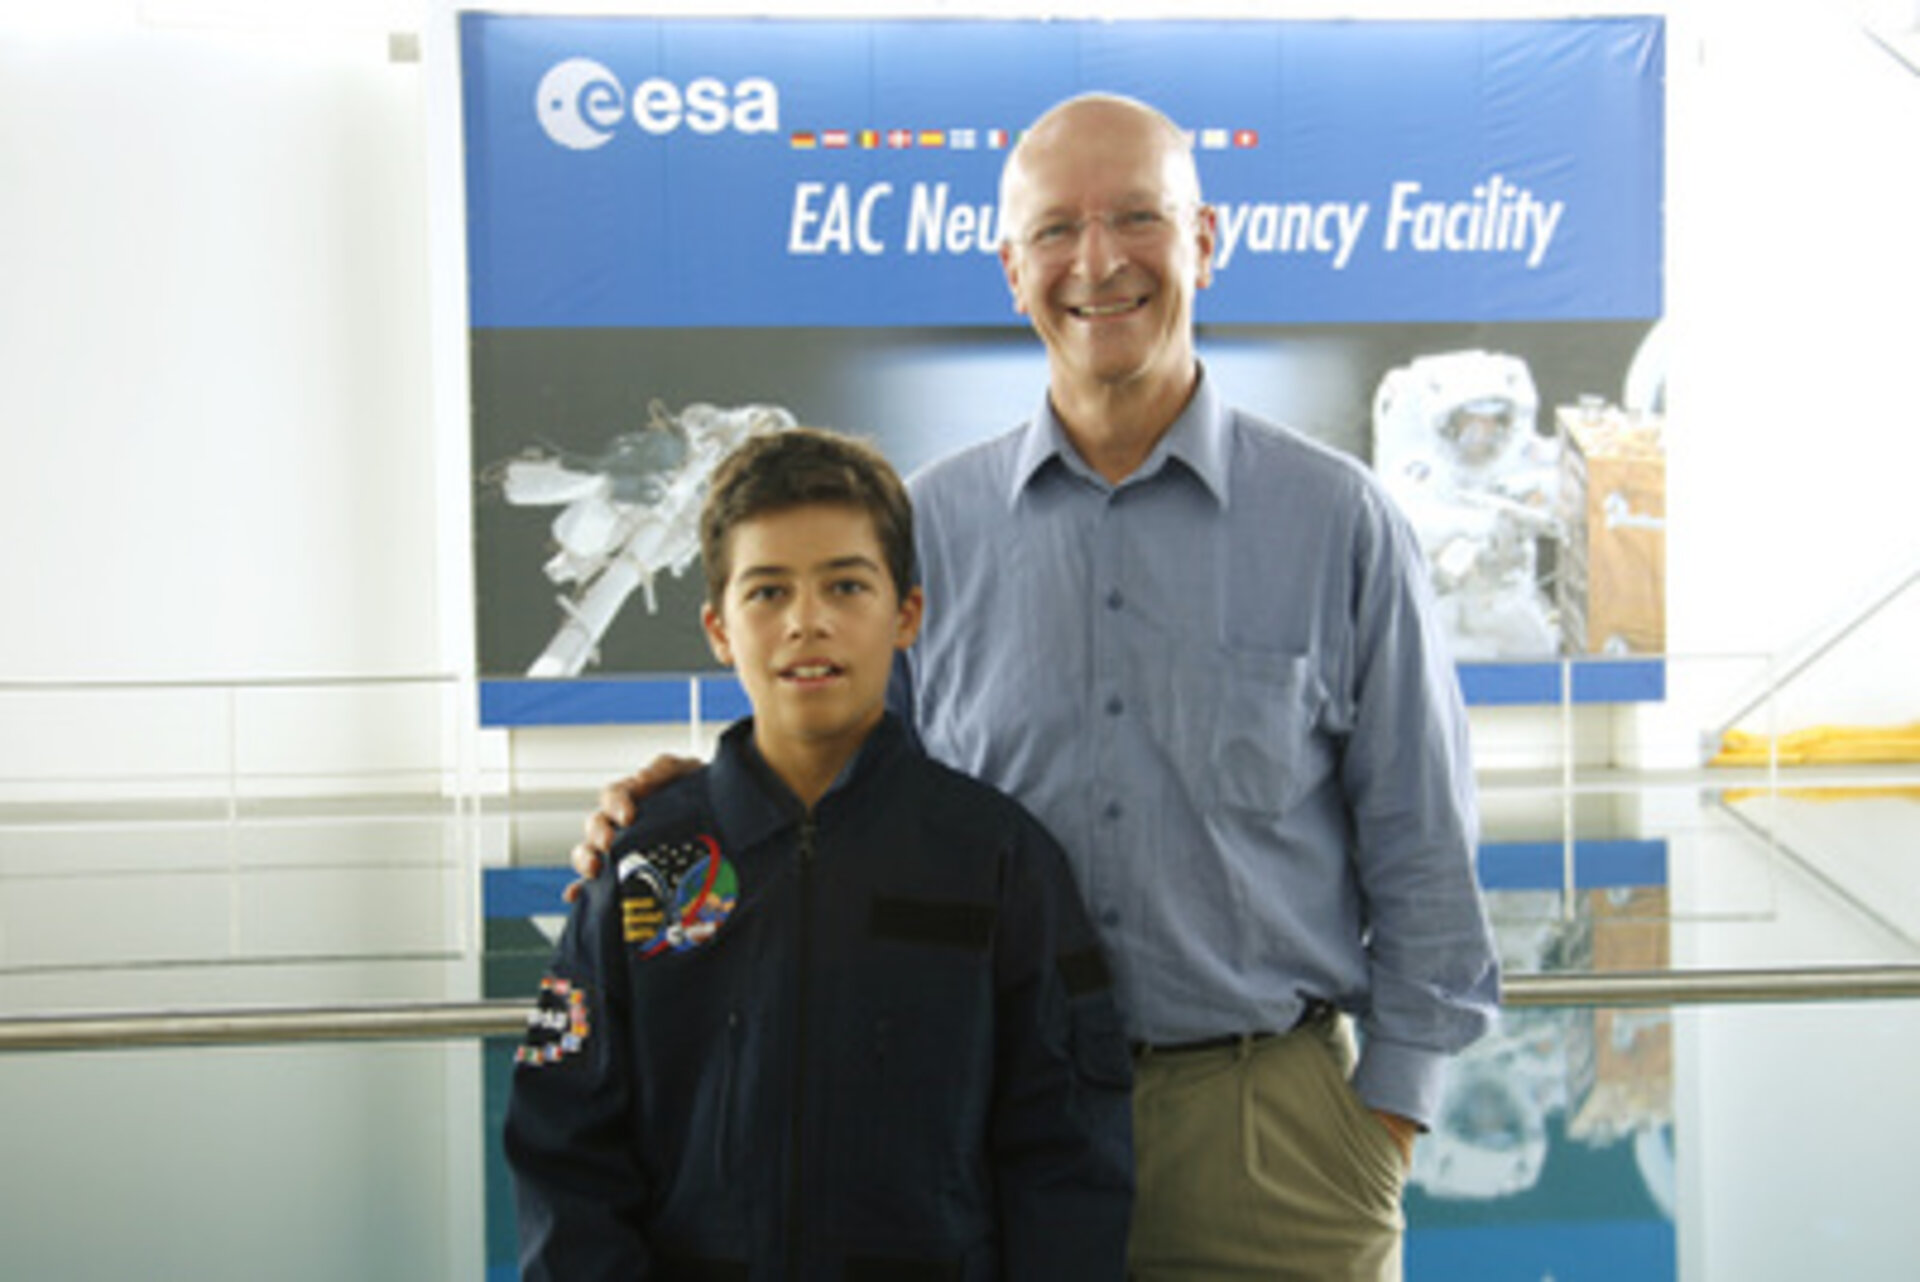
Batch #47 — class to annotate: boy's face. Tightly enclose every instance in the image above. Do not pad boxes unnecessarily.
[702,503,923,776]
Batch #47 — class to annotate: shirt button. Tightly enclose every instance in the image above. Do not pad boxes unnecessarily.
[1105,589,1124,611]
[1105,696,1124,716]
[1100,909,1121,928]
[1103,800,1123,821]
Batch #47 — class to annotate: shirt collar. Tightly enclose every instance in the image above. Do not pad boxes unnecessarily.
[1005,364,1232,509]
[706,713,910,851]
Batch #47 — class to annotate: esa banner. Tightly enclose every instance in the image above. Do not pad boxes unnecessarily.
[462,16,1661,327]
[457,14,1666,728]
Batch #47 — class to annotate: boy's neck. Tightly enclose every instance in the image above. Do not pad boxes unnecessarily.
[751,719,877,812]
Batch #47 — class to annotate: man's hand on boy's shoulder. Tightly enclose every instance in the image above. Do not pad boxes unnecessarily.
[564,754,706,902]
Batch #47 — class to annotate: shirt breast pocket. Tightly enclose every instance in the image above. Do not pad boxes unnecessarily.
[1189,649,1332,817]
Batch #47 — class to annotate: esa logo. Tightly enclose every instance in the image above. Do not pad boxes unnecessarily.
[535,58,780,151]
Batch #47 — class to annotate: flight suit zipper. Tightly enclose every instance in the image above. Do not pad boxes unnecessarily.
[786,811,819,1277]
[716,1008,742,1183]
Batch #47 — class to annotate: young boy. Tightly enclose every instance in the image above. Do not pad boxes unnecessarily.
[504,427,1133,1280]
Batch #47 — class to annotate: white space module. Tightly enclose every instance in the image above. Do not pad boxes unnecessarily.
[497,401,797,677]
[1372,350,1561,659]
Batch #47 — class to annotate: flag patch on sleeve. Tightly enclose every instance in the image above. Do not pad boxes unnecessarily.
[515,975,590,1067]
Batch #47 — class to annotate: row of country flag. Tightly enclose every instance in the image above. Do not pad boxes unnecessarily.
[790,126,1260,151]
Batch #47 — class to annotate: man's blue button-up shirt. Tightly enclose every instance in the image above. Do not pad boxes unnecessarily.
[893,370,1499,1127]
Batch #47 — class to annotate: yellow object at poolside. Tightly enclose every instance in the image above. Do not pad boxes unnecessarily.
[1712,722,1920,767]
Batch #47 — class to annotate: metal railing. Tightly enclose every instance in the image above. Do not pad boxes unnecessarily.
[5,964,1918,1053]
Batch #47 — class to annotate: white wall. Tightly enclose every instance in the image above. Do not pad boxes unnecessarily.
[1664,2,1920,740]
[0,10,445,797]
[0,14,436,683]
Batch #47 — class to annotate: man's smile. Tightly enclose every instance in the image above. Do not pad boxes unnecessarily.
[1069,296,1149,320]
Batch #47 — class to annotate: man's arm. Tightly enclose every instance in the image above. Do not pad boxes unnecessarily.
[1341,483,1502,1132]
[566,755,703,898]
[990,817,1135,1279]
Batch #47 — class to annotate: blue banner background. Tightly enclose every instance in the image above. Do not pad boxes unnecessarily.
[461,17,1664,327]
[458,14,1667,722]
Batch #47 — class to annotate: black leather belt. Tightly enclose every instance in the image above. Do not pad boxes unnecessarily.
[1130,999,1333,1059]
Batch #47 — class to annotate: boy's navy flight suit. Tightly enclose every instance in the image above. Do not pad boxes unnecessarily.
[505,714,1134,1280]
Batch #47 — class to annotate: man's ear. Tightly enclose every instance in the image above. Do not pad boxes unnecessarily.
[894,586,925,650]
[999,242,1030,316]
[700,602,733,667]
[1194,203,1218,291]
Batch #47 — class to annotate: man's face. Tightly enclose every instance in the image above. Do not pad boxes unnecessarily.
[701,504,922,774]
[999,101,1216,402]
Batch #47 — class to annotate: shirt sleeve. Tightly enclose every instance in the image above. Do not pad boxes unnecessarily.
[503,876,654,1280]
[1340,482,1503,1128]
[989,812,1136,1279]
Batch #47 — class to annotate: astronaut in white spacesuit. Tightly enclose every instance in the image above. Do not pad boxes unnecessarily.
[1372,349,1561,659]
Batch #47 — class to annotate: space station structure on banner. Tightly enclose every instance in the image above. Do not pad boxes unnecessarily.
[495,401,798,678]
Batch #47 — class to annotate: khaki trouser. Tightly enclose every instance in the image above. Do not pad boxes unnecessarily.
[1127,1014,1407,1282]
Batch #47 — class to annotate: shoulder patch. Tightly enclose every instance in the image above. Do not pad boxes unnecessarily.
[617,832,738,957]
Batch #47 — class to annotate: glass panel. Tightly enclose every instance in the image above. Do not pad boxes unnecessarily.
[4,672,1916,1279]
[1404,997,1920,1281]
[0,1040,491,1282]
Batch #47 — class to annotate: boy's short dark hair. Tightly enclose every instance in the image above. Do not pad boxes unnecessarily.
[699,427,917,605]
